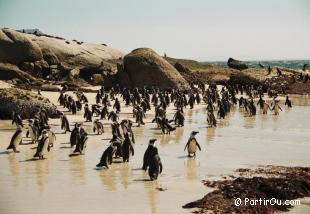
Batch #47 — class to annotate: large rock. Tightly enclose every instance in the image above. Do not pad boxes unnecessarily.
[227,58,248,70]
[123,48,189,89]
[0,29,43,65]
[0,88,59,119]
[0,28,124,83]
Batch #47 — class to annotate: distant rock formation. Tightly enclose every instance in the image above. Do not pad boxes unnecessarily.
[227,58,248,70]
[123,48,189,89]
[0,88,59,119]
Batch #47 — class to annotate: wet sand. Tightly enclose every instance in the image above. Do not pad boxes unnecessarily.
[0,90,310,214]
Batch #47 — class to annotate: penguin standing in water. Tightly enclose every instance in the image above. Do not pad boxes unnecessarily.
[33,130,51,159]
[93,119,104,135]
[262,100,271,115]
[207,111,217,127]
[285,96,292,108]
[96,142,117,169]
[271,99,282,115]
[122,133,134,162]
[173,109,185,127]
[184,131,201,157]
[142,139,163,180]
[27,119,38,144]
[70,123,85,148]
[7,125,23,153]
[60,113,71,133]
[71,132,88,155]
[46,126,56,149]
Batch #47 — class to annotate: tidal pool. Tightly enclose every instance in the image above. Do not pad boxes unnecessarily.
[0,91,309,214]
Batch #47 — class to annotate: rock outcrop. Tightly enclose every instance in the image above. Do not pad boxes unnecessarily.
[227,58,248,70]
[166,57,239,84]
[0,88,59,119]
[123,48,189,89]
[0,28,124,84]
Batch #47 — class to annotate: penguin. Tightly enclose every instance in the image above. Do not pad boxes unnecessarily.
[122,133,134,162]
[27,119,38,144]
[207,111,217,127]
[46,126,56,148]
[173,109,185,127]
[271,99,282,115]
[108,111,119,122]
[285,96,292,108]
[120,119,135,143]
[71,132,88,155]
[93,119,104,135]
[142,139,158,170]
[60,113,71,133]
[111,135,123,158]
[12,111,23,128]
[184,131,201,157]
[70,123,85,148]
[96,143,117,169]
[148,154,163,181]
[7,126,23,153]
[33,130,51,159]
[113,98,121,113]
[111,122,121,139]
[262,100,271,114]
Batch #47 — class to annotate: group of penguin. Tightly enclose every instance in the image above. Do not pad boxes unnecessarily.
[6,81,290,181]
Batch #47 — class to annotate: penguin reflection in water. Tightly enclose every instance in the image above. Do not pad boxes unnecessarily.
[33,130,52,160]
[142,139,163,181]
[184,131,201,158]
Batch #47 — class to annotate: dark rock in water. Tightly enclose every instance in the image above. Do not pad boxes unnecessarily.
[123,48,189,89]
[227,58,248,70]
[0,88,59,119]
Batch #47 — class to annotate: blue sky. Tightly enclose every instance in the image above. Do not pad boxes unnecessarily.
[0,0,309,61]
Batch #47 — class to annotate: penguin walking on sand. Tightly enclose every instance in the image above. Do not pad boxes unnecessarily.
[7,125,23,153]
[96,143,117,169]
[184,131,201,157]
[142,139,163,180]
[33,130,52,159]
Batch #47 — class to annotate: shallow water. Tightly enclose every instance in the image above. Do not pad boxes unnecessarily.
[0,91,310,214]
